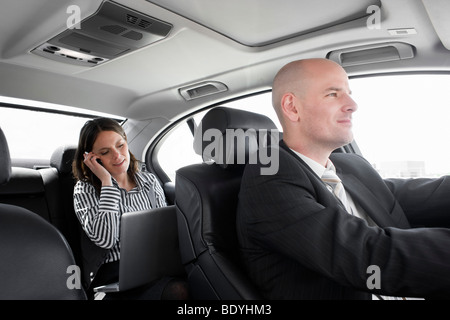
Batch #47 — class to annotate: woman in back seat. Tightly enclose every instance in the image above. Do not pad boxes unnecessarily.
[72,117,188,300]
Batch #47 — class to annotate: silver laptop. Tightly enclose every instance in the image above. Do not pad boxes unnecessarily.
[93,205,185,293]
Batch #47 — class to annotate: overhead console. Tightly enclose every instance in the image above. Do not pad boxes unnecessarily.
[32,1,172,67]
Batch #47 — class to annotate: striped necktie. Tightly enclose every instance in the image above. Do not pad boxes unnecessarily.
[321,165,352,214]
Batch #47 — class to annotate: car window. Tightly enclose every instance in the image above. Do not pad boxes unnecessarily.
[350,74,450,178]
[0,97,124,167]
[156,115,205,182]
[155,74,450,180]
[156,93,279,181]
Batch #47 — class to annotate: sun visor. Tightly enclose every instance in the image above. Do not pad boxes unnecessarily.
[422,0,450,50]
[147,0,381,46]
[32,1,172,67]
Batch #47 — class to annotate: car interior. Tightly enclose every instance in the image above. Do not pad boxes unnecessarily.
[1,0,450,300]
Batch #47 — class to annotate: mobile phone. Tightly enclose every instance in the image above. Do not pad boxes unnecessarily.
[96,159,103,165]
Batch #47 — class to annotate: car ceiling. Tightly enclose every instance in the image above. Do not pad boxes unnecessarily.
[0,0,449,123]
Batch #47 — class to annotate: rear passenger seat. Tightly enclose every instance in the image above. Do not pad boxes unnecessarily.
[0,166,60,224]
[0,144,82,266]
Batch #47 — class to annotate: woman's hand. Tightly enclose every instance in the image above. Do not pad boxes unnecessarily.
[83,152,112,186]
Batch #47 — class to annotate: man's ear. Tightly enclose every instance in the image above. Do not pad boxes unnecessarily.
[281,92,300,122]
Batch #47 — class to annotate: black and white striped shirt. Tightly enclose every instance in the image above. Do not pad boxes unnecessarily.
[73,171,167,264]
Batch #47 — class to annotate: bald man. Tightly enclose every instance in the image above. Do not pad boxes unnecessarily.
[236,58,450,299]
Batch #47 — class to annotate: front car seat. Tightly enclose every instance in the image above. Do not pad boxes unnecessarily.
[0,128,86,300]
[49,145,83,268]
[175,106,278,299]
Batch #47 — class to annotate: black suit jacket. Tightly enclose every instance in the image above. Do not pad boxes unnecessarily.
[236,140,450,299]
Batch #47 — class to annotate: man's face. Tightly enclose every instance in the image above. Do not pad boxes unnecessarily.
[296,62,358,152]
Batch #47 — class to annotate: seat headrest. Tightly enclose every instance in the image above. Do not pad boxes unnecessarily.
[0,128,12,186]
[50,145,77,175]
[193,107,278,168]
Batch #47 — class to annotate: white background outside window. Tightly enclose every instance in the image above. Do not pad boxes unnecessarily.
[157,74,450,180]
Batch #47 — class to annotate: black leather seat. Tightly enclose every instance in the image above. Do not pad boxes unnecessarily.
[49,145,83,267]
[0,128,86,300]
[175,106,278,299]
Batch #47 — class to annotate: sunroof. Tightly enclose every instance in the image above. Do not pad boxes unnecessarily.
[147,0,381,46]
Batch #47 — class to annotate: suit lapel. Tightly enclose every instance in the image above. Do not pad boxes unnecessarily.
[279,141,399,228]
[336,169,397,228]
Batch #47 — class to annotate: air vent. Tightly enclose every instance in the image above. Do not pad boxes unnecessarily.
[127,14,138,24]
[179,81,228,100]
[101,25,143,41]
[138,20,152,29]
[126,14,152,29]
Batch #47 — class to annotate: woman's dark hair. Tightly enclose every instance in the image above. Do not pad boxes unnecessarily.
[72,117,139,194]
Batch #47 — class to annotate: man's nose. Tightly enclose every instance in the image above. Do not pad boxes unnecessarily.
[344,94,358,112]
